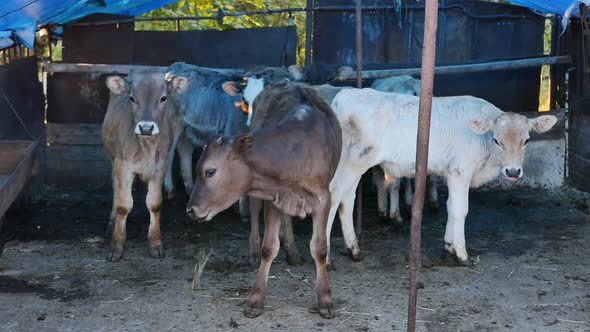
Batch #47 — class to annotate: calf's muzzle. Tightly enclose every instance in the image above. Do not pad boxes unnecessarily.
[135,121,160,136]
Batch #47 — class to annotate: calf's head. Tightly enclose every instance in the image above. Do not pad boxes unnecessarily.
[222,65,303,126]
[223,77,264,126]
[469,113,557,181]
[186,135,254,222]
[106,72,168,137]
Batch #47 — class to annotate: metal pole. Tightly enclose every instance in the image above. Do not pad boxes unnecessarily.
[407,0,438,331]
[354,0,363,238]
[334,55,572,80]
[305,0,314,66]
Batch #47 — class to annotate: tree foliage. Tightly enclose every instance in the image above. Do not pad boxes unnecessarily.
[136,0,307,64]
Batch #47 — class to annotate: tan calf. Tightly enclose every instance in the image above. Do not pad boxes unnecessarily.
[102,71,173,261]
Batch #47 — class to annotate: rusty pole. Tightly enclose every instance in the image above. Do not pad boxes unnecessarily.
[407,0,438,331]
[354,0,363,238]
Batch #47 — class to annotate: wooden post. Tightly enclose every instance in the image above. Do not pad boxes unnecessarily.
[354,0,363,238]
[305,0,314,66]
[407,0,438,331]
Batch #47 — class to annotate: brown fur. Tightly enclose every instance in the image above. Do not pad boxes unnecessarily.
[247,82,342,266]
[186,82,342,319]
[102,71,173,261]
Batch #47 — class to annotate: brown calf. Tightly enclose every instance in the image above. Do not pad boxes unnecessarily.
[186,82,342,319]
[102,71,173,261]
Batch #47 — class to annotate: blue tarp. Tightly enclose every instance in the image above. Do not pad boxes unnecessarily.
[505,1,589,32]
[0,0,177,48]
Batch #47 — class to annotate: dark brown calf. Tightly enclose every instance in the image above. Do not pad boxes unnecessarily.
[186,82,342,319]
[102,71,173,261]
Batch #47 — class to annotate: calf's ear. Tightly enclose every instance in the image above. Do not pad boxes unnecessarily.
[106,76,129,95]
[233,134,254,153]
[167,75,190,94]
[288,65,305,81]
[469,118,493,135]
[222,81,243,96]
[529,115,557,133]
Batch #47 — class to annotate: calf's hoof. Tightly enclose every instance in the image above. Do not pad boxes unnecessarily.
[377,211,388,222]
[149,244,165,259]
[390,211,403,223]
[444,242,469,264]
[308,304,336,319]
[326,261,336,272]
[286,252,303,266]
[319,305,335,319]
[107,247,123,262]
[244,303,264,318]
[347,247,362,262]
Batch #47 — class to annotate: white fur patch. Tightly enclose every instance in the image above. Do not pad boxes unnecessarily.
[135,121,160,136]
[243,77,264,126]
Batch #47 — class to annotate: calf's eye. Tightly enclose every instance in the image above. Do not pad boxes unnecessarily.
[205,168,216,178]
[492,138,500,146]
[159,95,167,103]
[130,96,136,103]
[523,138,530,146]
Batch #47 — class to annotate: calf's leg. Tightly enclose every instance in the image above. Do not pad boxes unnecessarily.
[428,175,440,210]
[164,131,181,199]
[338,182,362,261]
[108,165,134,261]
[106,170,116,237]
[245,201,281,318]
[238,196,250,223]
[373,167,388,220]
[443,175,470,262]
[326,166,363,265]
[248,197,262,266]
[403,177,414,210]
[147,177,165,259]
[279,215,302,266]
[311,196,335,319]
[388,178,403,223]
[177,132,194,196]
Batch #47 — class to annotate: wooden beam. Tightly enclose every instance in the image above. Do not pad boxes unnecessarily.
[44,63,242,75]
[407,0,438,330]
[46,123,102,146]
[46,145,108,162]
[335,55,572,81]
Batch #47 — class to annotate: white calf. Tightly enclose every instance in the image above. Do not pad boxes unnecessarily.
[327,89,557,263]
[370,75,439,222]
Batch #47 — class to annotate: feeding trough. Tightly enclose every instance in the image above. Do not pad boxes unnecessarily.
[0,140,38,220]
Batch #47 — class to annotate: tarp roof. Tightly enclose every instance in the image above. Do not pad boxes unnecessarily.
[0,0,177,49]
[505,1,589,31]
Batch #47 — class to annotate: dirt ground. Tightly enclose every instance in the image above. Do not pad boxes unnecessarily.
[0,184,589,332]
